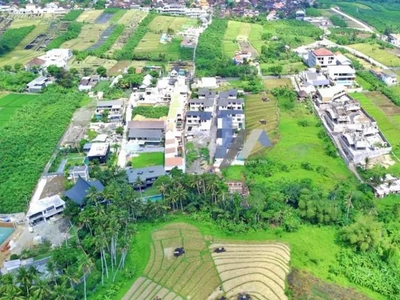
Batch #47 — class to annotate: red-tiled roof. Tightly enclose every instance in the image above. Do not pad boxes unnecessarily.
[26,57,46,66]
[312,48,334,56]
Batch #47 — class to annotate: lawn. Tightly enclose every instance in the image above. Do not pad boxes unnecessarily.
[0,49,45,67]
[0,93,38,125]
[223,21,262,57]
[131,152,164,168]
[148,15,188,33]
[61,24,108,51]
[133,32,182,60]
[76,9,104,23]
[91,219,383,300]
[348,43,400,67]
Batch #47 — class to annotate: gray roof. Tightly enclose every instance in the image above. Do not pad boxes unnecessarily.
[219,89,238,99]
[128,128,163,139]
[189,97,215,107]
[217,128,234,147]
[97,100,123,108]
[126,165,165,183]
[218,98,244,107]
[186,111,212,121]
[64,177,104,206]
[127,120,165,130]
[27,76,48,87]
[198,88,216,98]
[217,109,244,118]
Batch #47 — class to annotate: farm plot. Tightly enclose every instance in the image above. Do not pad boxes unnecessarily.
[211,242,290,300]
[0,94,38,125]
[126,223,221,300]
[245,93,279,155]
[9,18,41,28]
[86,25,116,51]
[223,21,256,57]
[148,16,188,33]
[69,56,117,72]
[0,49,45,67]
[95,12,114,24]
[76,10,103,23]
[116,9,147,25]
[61,24,108,51]
[133,32,182,60]
[22,21,58,51]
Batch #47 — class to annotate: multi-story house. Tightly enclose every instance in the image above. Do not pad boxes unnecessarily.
[308,48,336,68]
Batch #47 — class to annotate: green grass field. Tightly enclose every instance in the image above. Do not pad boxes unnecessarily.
[15,21,49,51]
[223,21,263,57]
[0,93,39,125]
[148,15,188,33]
[131,152,164,169]
[134,32,182,60]
[9,19,42,28]
[68,56,117,72]
[348,43,400,67]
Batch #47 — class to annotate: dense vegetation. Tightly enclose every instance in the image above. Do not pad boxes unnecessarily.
[61,9,84,21]
[196,18,257,77]
[75,25,125,60]
[114,13,156,60]
[0,88,82,212]
[0,26,35,56]
[47,22,83,50]
[319,0,400,32]
[0,70,36,92]
[329,15,348,28]
[132,106,169,119]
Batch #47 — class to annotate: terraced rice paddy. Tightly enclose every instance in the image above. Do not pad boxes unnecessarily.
[95,12,113,24]
[61,24,108,50]
[0,93,38,125]
[76,10,104,23]
[9,18,42,28]
[124,223,291,300]
[211,242,290,300]
[87,25,116,51]
[124,223,220,300]
[0,49,45,67]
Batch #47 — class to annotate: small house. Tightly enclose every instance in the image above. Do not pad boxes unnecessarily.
[26,76,52,93]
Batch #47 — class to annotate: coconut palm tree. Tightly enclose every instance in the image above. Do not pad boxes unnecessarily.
[30,278,52,299]
[79,255,94,300]
[16,266,34,297]
[51,282,75,300]
[46,260,58,286]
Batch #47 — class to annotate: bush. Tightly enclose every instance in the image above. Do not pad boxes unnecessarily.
[61,10,84,21]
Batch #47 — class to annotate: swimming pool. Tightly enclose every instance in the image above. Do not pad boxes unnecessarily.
[0,227,14,245]
[143,194,162,202]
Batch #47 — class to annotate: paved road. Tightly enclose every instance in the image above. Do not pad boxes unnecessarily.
[330,7,374,33]
[117,97,133,168]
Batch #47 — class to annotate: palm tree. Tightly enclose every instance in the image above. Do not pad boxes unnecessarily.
[86,186,99,206]
[16,266,34,297]
[173,184,187,211]
[46,260,58,286]
[79,255,94,300]
[30,278,52,299]
[51,282,75,300]
[0,289,25,300]
[134,176,144,199]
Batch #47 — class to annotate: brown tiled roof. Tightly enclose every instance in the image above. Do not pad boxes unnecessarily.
[26,57,46,66]
[165,157,183,167]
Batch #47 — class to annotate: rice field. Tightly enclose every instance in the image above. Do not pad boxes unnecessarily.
[245,93,279,155]
[76,9,104,23]
[68,56,117,72]
[133,32,182,60]
[124,223,220,300]
[0,49,45,67]
[223,21,262,57]
[9,19,42,28]
[148,16,189,33]
[116,9,148,25]
[211,242,290,300]
[15,21,50,50]
[0,93,39,125]
[61,23,108,50]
